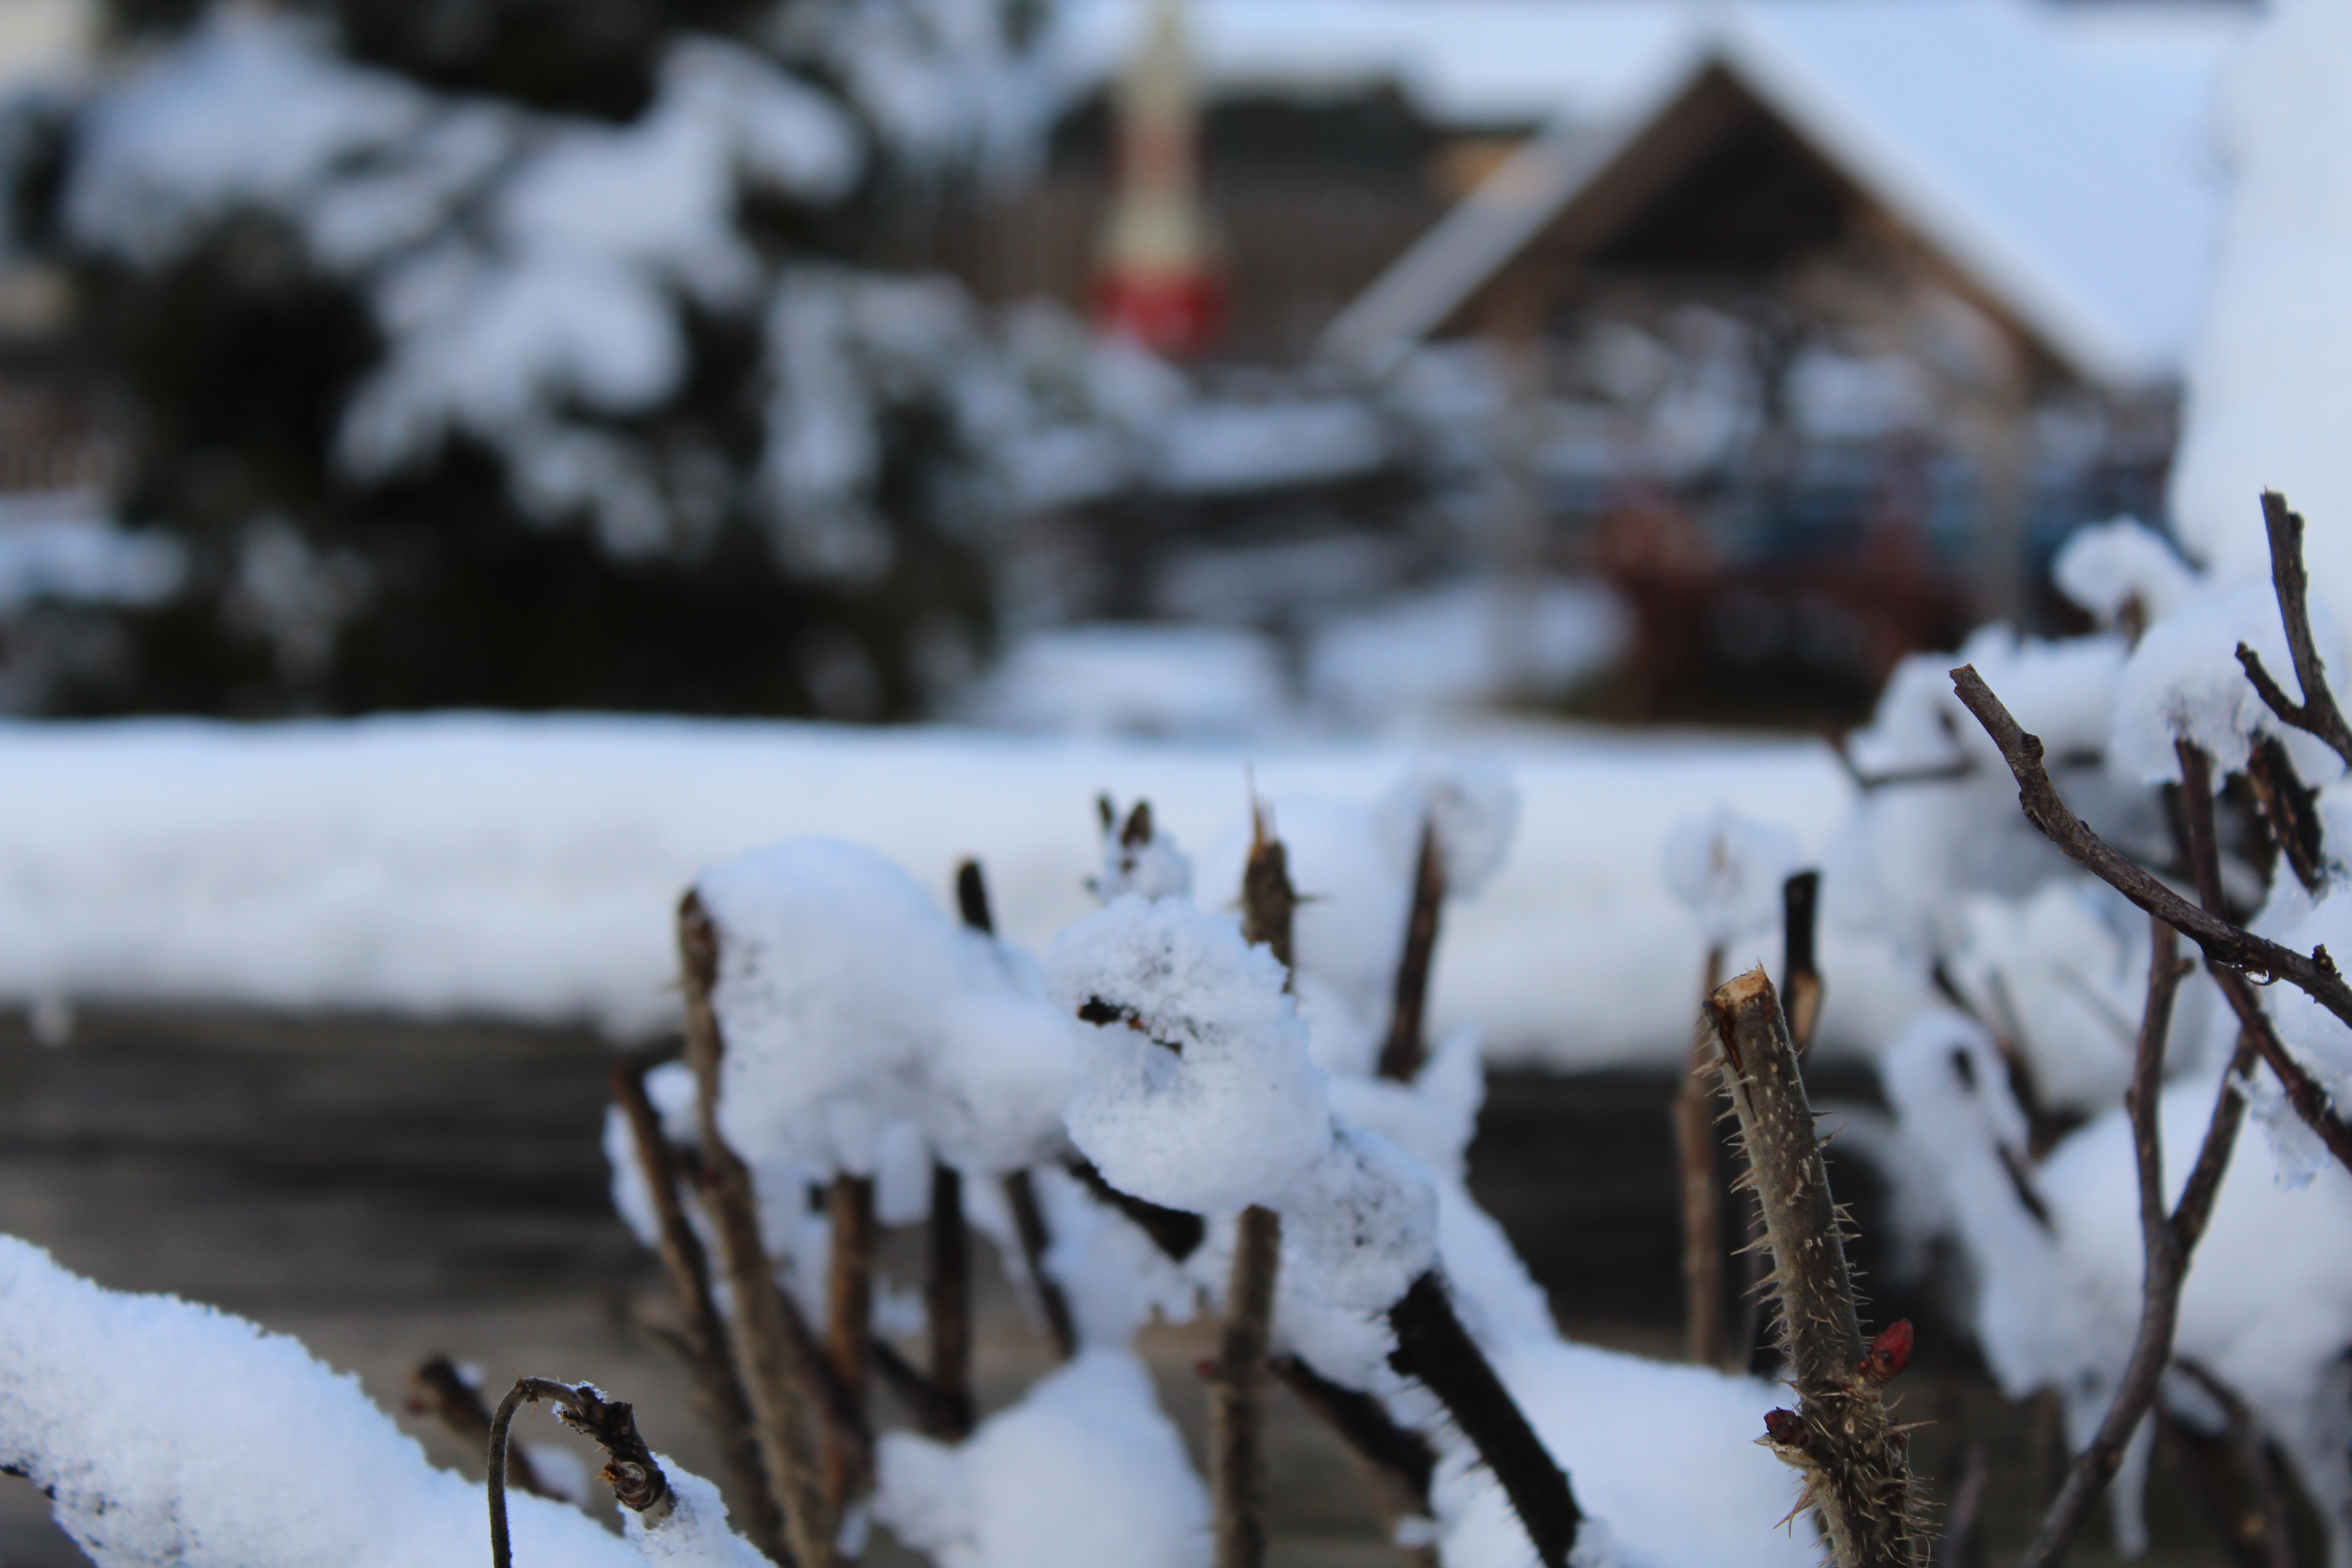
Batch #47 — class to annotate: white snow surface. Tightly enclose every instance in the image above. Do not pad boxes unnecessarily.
[0,715,1852,1069]
[2110,579,2348,786]
[2169,0,2352,610]
[2051,516,2202,631]
[0,1235,648,1568]
[875,1349,1210,1568]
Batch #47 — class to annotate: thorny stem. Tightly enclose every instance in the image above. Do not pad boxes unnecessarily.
[611,1058,789,1560]
[1950,666,2352,1047]
[1388,1272,1582,1568]
[1378,817,1446,1083]
[1732,871,1827,1372]
[1705,969,1926,1568]
[679,892,840,1568]
[1215,808,1294,1568]
[825,1173,877,1513]
[490,1378,674,1568]
[410,1355,556,1500]
[2234,491,2352,770]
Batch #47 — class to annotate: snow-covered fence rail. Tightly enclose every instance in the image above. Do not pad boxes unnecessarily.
[0,716,1847,1064]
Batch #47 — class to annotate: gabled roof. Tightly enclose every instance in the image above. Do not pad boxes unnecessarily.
[1319,0,2239,390]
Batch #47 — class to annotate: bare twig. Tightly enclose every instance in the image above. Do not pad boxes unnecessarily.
[1067,1156,1208,1259]
[611,1058,789,1558]
[1378,818,1446,1083]
[679,892,839,1568]
[825,1173,877,1514]
[1269,1355,1438,1562]
[1949,665,2352,1035]
[1936,1443,1989,1568]
[1212,810,1294,1568]
[925,1161,975,1439]
[2245,735,2325,894]
[1783,870,1825,1053]
[1388,1271,1582,1568]
[490,1379,673,1568]
[1674,999,1725,1367]
[1705,969,1926,1568]
[2235,492,2352,770]
[2015,899,2251,1568]
[1002,1167,1078,1359]
[410,1356,557,1500]
[2175,1360,2300,1568]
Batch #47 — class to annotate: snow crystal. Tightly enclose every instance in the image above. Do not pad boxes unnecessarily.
[875,1349,1209,1568]
[0,1236,643,1568]
[1374,759,1520,899]
[1047,896,1329,1213]
[1661,807,1803,951]
[2110,580,2348,786]
[1274,1123,1437,1313]
[2052,517,2200,631]
[930,933,1083,1175]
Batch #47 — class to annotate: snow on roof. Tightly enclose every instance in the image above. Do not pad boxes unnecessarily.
[1043,0,1695,127]
[1318,0,2244,389]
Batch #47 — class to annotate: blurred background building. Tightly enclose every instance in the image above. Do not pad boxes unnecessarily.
[0,0,2252,733]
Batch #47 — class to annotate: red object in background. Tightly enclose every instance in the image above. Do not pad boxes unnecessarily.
[1091,270,1225,359]
[1093,0,1222,358]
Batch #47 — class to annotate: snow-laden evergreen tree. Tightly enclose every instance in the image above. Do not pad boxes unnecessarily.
[5,0,1067,716]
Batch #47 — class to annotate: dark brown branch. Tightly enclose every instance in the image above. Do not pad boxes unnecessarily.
[1212,805,1298,1568]
[1705,969,1926,1568]
[611,1058,788,1559]
[1950,664,2352,1034]
[1378,818,1446,1083]
[2245,735,2325,894]
[1067,1156,1207,1260]
[1936,1443,1988,1568]
[1673,1010,1725,1366]
[1002,1167,1078,1360]
[409,1356,556,1500]
[1388,1271,1581,1568]
[490,1378,673,1568]
[824,1173,877,1513]
[1213,1205,1281,1568]
[954,858,995,934]
[679,892,839,1568]
[1783,869,1825,1053]
[2174,1360,2300,1568]
[2235,491,2352,770]
[925,1162,975,1439]
[871,1338,964,1436]
[2016,907,2248,1568]
[1269,1354,1436,1509]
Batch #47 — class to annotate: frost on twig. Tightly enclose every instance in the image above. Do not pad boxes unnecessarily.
[678,891,840,1568]
[1951,666,2352,1174]
[2234,491,2352,770]
[1703,968,1927,1568]
[489,1379,672,1568]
